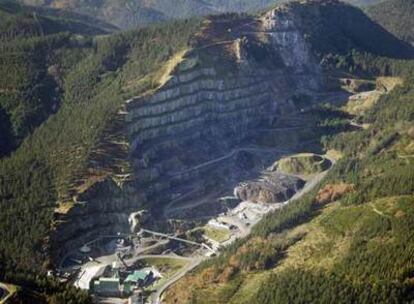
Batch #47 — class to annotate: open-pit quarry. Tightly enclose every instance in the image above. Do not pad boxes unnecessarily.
[50,7,391,304]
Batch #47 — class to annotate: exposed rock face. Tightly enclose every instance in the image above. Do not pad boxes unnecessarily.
[125,12,323,211]
[234,173,305,203]
[126,65,313,208]
[51,178,145,261]
[262,8,319,72]
[51,9,326,261]
[129,210,150,233]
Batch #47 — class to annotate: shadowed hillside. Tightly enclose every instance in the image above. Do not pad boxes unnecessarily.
[282,0,414,59]
[367,0,414,46]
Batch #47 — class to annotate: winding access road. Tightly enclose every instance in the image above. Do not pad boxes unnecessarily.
[141,229,215,253]
[286,155,336,203]
[0,283,12,304]
[151,256,205,304]
[170,146,289,177]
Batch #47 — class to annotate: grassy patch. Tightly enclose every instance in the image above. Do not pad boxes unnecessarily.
[343,90,383,115]
[141,257,188,291]
[326,149,343,160]
[319,205,368,237]
[376,77,403,91]
[392,133,414,157]
[278,153,331,176]
[54,201,74,215]
[204,226,231,243]
[141,258,187,275]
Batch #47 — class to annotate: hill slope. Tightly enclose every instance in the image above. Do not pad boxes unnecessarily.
[0,0,117,157]
[367,0,414,46]
[0,6,202,300]
[0,2,201,303]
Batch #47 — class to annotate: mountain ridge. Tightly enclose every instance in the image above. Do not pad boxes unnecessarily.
[18,0,386,29]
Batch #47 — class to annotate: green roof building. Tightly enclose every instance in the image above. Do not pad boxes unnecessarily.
[93,277,120,296]
[126,271,147,282]
[125,270,152,287]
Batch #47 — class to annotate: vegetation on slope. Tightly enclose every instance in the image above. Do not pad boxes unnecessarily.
[0,0,118,157]
[0,12,201,302]
[277,154,331,176]
[366,0,414,45]
[256,196,414,303]
[0,0,114,37]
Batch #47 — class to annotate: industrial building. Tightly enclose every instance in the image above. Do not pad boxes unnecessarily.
[124,270,153,292]
[91,267,154,297]
[93,277,121,297]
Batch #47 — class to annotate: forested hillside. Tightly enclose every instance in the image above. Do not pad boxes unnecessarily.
[367,0,414,46]
[254,66,414,304]
[0,0,117,156]
[0,2,202,300]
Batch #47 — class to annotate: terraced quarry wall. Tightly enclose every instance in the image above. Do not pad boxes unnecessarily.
[51,9,327,261]
[126,64,319,206]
